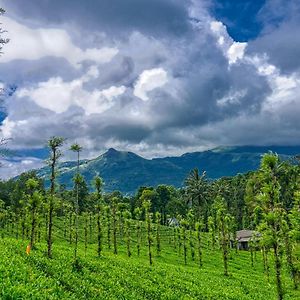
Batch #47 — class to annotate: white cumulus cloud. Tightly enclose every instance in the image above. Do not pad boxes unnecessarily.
[0,16,118,68]
[16,67,126,115]
[210,21,247,65]
[134,68,168,101]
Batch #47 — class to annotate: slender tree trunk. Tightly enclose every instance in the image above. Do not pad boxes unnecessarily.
[47,202,54,258]
[156,215,161,256]
[145,210,152,265]
[106,208,111,249]
[74,151,80,261]
[44,212,48,242]
[37,218,41,243]
[273,243,283,300]
[84,214,88,256]
[178,227,182,255]
[266,249,270,280]
[262,247,267,272]
[63,215,67,239]
[21,210,26,240]
[220,221,228,276]
[112,206,117,255]
[30,207,36,248]
[222,240,228,276]
[16,216,19,240]
[285,234,298,289]
[183,227,187,265]
[47,149,56,259]
[147,219,152,265]
[119,213,124,243]
[250,242,254,267]
[189,229,195,261]
[126,219,131,257]
[69,212,72,244]
[173,227,177,249]
[97,209,102,257]
[196,224,203,268]
[136,221,141,256]
[11,217,15,236]
[89,212,93,243]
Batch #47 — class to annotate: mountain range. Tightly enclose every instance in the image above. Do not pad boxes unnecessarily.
[36,146,300,194]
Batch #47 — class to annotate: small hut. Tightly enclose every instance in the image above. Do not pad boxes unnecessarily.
[235,230,261,250]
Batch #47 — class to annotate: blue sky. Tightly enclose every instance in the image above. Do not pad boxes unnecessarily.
[212,0,266,41]
[0,0,300,178]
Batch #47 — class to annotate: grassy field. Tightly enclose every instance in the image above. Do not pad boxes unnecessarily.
[0,222,299,300]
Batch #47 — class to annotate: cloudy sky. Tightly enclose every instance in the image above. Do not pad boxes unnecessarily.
[0,0,300,178]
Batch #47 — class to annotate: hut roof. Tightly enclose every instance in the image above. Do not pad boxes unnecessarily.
[236,230,261,241]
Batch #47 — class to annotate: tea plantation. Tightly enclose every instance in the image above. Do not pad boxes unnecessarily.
[0,226,299,300]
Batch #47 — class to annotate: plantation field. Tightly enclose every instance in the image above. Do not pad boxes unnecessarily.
[0,223,299,300]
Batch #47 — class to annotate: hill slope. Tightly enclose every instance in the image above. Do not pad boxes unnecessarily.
[37,146,300,194]
[1,231,299,300]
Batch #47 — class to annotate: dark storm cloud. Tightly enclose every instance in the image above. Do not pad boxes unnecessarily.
[247,0,300,74]
[0,0,192,37]
[247,20,300,74]
[0,57,81,85]
[146,55,270,131]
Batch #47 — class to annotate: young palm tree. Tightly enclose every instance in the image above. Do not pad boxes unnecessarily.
[155,212,161,256]
[134,207,142,256]
[70,143,82,261]
[124,210,132,257]
[47,136,64,258]
[110,197,119,255]
[180,218,188,265]
[143,199,153,265]
[195,221,203,268]
[94,176,103,257]
[215,196,231,276]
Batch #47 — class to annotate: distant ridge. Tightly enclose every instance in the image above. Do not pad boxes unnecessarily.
[36,145,300,194]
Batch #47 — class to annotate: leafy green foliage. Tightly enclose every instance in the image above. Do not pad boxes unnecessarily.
[1,144,300,299]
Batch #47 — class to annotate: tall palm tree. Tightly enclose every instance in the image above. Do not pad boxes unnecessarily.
[47,136,64,258]
[185,169,209,221]
[70,143,82,261]
[94,176,103,257]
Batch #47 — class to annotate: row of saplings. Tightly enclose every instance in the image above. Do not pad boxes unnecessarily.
[1,185,295,283]
[1,186,242,270]
[1,191,205,267]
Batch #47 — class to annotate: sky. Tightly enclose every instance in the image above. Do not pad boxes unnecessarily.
[0,0,300,178]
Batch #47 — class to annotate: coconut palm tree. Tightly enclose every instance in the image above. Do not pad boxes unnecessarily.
[185,169,209,222]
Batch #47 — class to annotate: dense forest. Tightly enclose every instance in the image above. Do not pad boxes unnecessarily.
[0,137,300,300]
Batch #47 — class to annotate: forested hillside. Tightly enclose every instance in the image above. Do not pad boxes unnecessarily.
[35,146,300,193]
